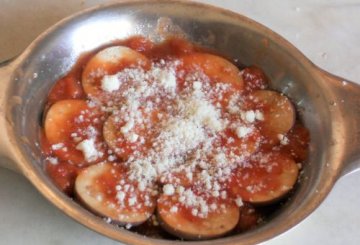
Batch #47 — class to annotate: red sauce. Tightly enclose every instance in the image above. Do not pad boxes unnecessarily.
[229,155,287,201]
[90,165,153,213]
[47,75,85,105]
[45,160,80,196]
[279,124,310,162]
[241,66,269,93]
[94,166,122,204]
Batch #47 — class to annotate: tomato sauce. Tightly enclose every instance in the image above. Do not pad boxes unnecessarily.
[47,75,85,105]
[45,160,80,195]
[91,165,154,213]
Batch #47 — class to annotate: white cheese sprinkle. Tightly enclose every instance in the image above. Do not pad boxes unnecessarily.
[128,133,139,143]
[278,134,290,145]
[236,126,253,138]
[191,209,198,216]
[128,196,137,206]
[101,74,121,92]
[75,138,99,162]
[121,119,134,134]
[255,110,264,121]
[51,143,64,150]
[235,197,243,207]
[193,81,202,90]
[244,110,256,123]
[163,184,175,196]
[155,68,177,91]
[170,206,178,213]
[47,157,58,165]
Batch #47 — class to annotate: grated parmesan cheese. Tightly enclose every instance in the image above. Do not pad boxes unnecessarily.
[255,110,264,121]
[170,206,178,213]
[121,119,134,134]
[236,126,253,138]
[116,191,125,203]
[278,134,289,145]
[154,68,177,91]
[128,133,139,143]
[76,138,99,162]
[51,143,64,150]
[128,196,137,206]
[101,74,121,92]
[47,157,58,165]
[163,184,175,196]
[244,110,256,123]
[235,197,243,207]
[193,81,202,90]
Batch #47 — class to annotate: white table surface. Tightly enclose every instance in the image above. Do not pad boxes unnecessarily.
[1,0,359,244]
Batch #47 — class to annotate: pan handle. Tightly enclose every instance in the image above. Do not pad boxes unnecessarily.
[0,59,21,173]
[319,69,360,178]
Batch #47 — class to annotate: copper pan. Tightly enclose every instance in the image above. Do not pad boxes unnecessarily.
[0,1,359,244]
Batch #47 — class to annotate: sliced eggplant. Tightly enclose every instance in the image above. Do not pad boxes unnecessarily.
[82,46,150,101]
[220,127,261,157]
[103,114,137,160]
[230,153,298,205]
[75,162,156,225]
[45,160,80,196]
[103,113,156,160]
[158,170,196,188]
[248,90,295,145]
[157,194,239,240]
[181,53,243,90]
[180,53,244,108]
[44,99,106,165]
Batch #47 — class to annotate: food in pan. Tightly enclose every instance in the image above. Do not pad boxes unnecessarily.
[42,36,309,240]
